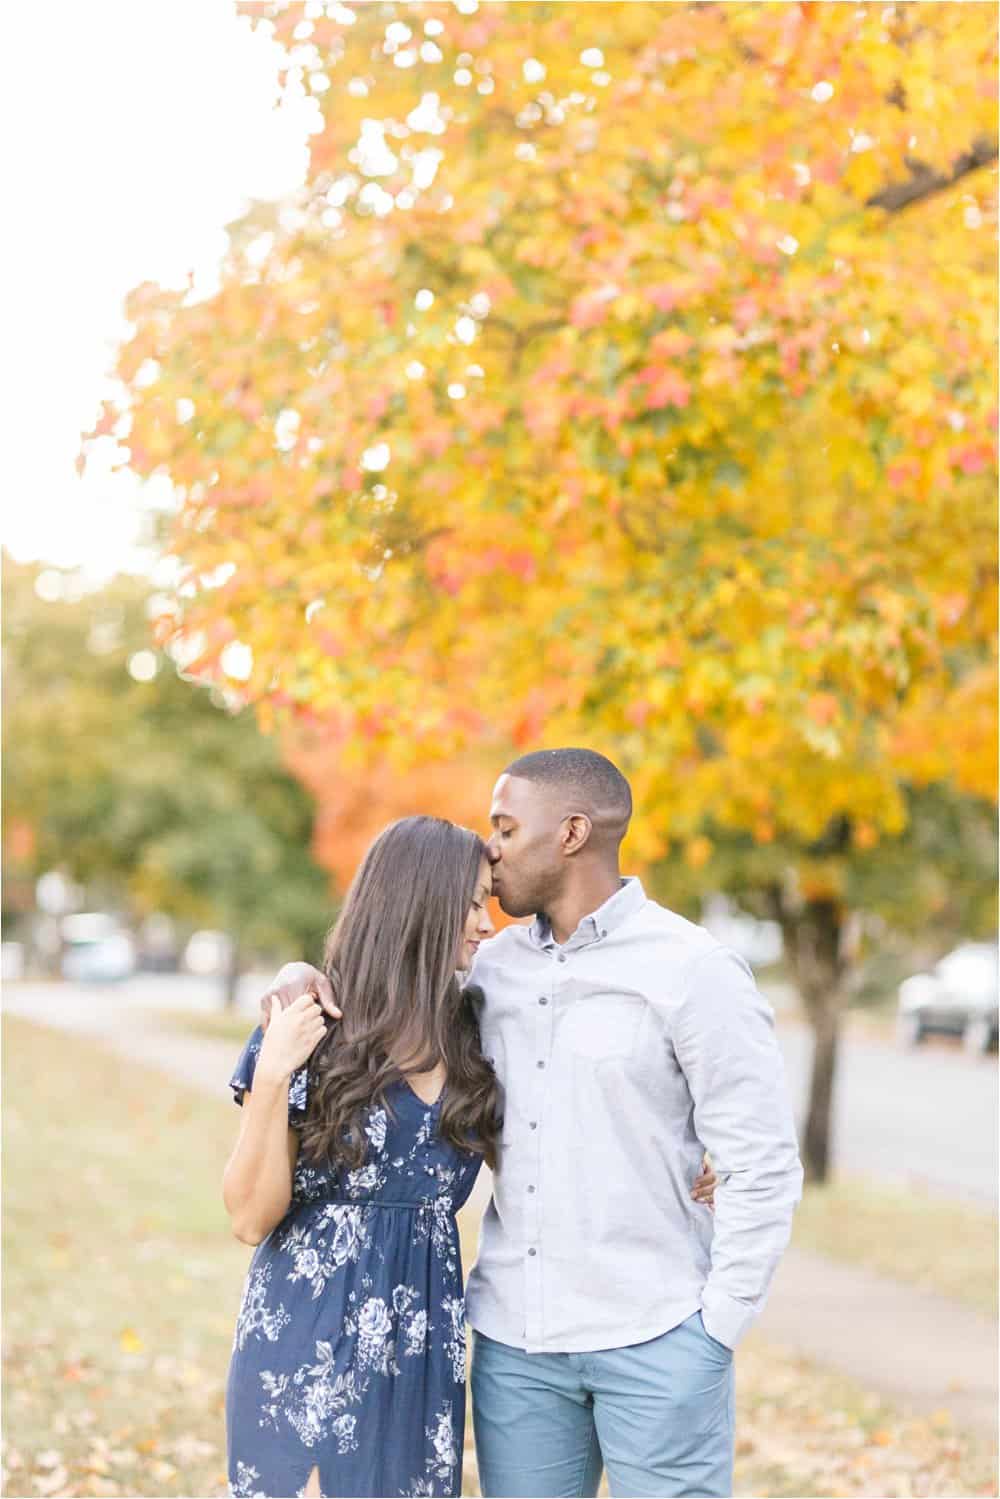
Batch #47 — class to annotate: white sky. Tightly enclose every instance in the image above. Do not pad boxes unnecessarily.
[3,0,313,581]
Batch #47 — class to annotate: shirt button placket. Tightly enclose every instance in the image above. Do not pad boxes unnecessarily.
[526,959,557,1349]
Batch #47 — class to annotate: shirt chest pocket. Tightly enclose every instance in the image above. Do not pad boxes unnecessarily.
[559,988,647,1062]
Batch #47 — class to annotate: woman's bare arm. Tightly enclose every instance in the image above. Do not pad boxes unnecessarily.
[223,1079,299,1245]
[223,996,325,1243]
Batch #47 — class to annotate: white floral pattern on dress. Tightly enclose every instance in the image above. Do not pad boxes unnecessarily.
[365,1107,388,1153]
[230,1459,266,1497]
[346,1160,388,1199]
[426,1404,458,1486]
[283,1204,369,1300]
[404,1308,428,1357]
[440,1295,467,1384]
[282,1341,367,1450]
[258,1369,290,1432]
[234,1263,292,1352]
[332,1412,357,1455]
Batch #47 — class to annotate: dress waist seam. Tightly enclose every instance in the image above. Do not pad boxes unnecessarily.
[295,1198,454,1211]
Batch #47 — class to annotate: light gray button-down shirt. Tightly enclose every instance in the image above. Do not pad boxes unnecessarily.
[464,877,803,1353]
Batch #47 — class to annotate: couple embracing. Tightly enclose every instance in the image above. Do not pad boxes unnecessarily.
[223,748,802,1498]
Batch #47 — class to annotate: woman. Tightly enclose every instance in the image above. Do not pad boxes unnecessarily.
[223,816,499,1499]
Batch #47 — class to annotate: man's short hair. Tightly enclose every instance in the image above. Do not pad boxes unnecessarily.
[503,748,632,833]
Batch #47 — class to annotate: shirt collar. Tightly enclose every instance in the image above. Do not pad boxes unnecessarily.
[529,876,647,951]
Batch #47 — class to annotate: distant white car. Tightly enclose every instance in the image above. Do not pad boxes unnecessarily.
[1,941,25,981]
[61,913,136,983]
[897,942,999,1055]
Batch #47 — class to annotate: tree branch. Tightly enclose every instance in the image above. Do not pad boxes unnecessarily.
[867,136,997,213]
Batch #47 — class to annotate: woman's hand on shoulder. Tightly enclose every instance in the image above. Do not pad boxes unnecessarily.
[260,961,342,1029]
[256,993,328,1084]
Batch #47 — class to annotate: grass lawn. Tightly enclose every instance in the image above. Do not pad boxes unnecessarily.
[792,1176,998,1317]
[6,1013,994,1498]
[3,1016,247,1498]
[161,1009,256,1047]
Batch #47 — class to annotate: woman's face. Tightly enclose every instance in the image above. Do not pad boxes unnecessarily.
[459,857,495,969]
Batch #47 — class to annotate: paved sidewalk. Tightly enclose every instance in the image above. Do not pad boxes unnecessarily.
[748,1250,997,1438]
[5,986,997,1439]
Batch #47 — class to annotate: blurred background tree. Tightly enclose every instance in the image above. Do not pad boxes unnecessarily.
[89,0,997,1176]
[3,556,333,1004]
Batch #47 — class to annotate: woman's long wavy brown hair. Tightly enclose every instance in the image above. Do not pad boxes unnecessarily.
[300,816,502,1172]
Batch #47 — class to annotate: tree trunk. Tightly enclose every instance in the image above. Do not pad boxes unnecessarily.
[779,897,847,1185]
[801,996,842,1184]
[223,937,243,1010]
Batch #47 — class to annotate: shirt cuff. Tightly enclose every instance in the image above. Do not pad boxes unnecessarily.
[699,1286,760,1350]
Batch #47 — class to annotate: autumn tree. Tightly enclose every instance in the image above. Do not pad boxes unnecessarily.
[3,557,333,1003]
[93,1,997,1175]
[285,734,504,889]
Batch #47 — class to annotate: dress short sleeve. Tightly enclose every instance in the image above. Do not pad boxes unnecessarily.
[229,1024,309,1129]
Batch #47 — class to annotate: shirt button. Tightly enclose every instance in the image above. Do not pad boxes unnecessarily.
[529,1121,538,1130]
[528,1185,536,1193]
[557,954,567,963]
[537,1060,545,1069]
[538,997,548,1006]
[528,1248,537,1257]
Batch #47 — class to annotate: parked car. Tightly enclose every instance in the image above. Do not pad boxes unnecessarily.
[701,894,783,968]
[1,941,25,981]
[60,913,136,983]
[897,942,999,1054]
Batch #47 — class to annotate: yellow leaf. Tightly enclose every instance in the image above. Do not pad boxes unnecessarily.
[685,836,713,870]
[843,152,884,201]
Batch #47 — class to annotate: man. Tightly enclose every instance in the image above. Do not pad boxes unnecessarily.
[261,748,802,1497]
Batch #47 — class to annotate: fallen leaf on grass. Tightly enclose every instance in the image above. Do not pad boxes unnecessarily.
[34,1464,69,1494]
[105,1450,137,1470]
[147,1459,177,1481]
[167,1436,216,1463]
[118,1328,143,1354]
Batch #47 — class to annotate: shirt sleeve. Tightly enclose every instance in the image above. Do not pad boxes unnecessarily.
[672,946,803,1349]
[229,1024,309,1129]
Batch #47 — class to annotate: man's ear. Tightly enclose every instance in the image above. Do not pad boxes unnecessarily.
[562,813,592,856]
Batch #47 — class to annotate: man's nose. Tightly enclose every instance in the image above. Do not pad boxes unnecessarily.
[485,839,501,865]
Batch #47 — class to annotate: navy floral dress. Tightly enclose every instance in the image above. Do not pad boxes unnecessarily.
[226,1027,483,1499]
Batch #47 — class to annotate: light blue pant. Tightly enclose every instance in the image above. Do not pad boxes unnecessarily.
[471,1313,735,1498]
